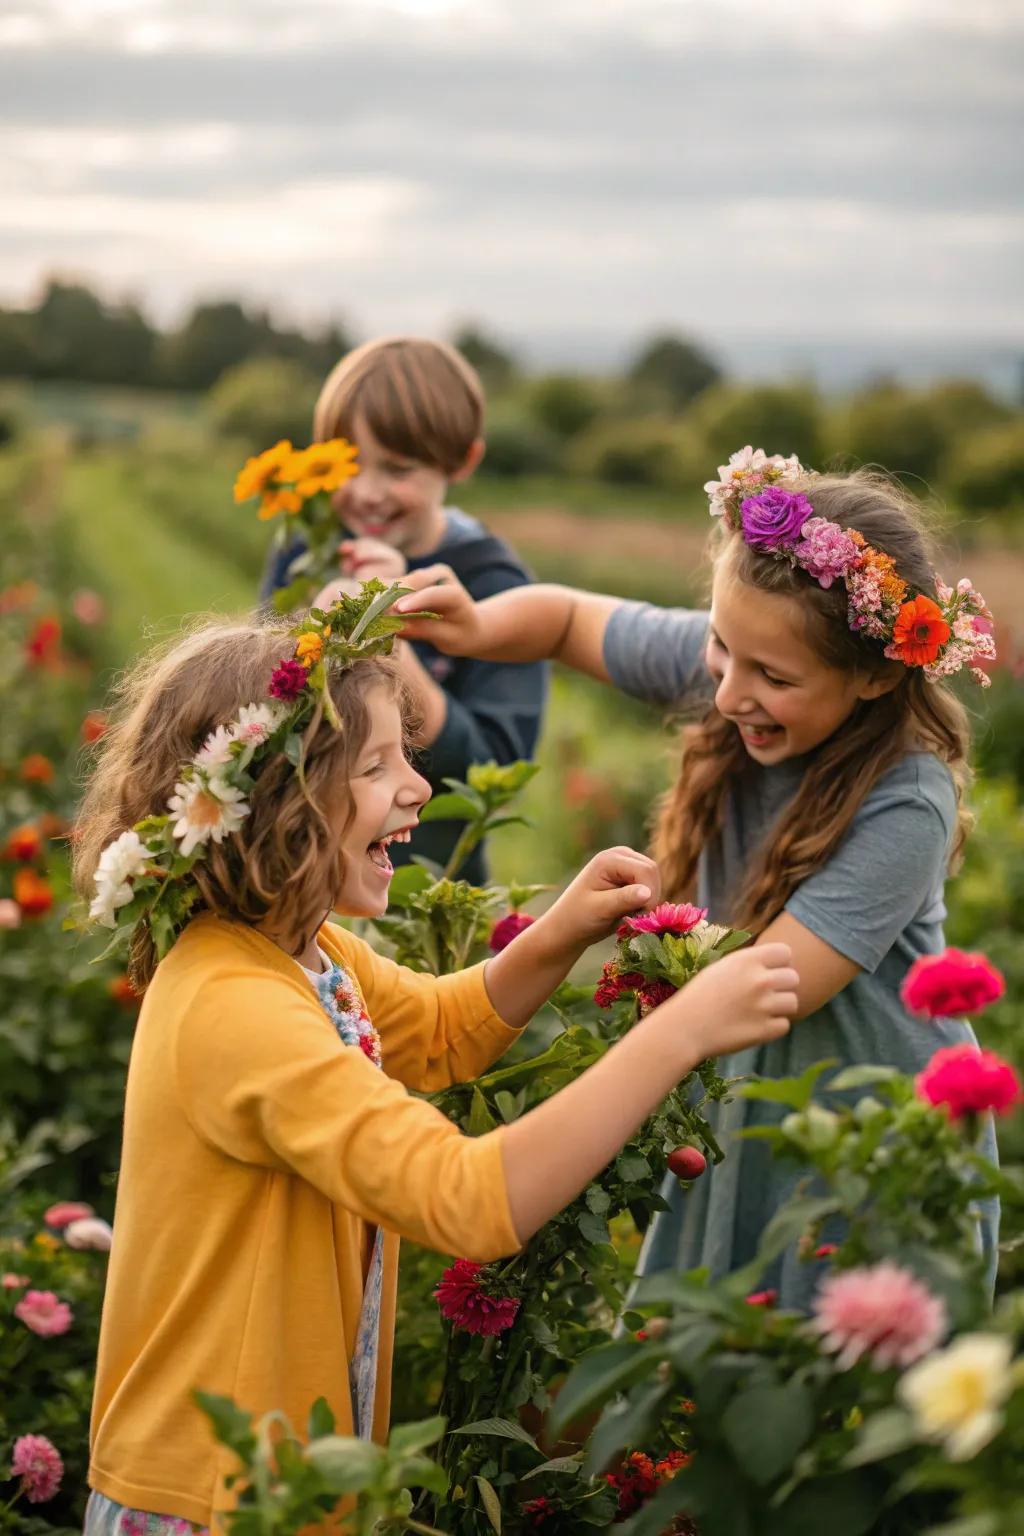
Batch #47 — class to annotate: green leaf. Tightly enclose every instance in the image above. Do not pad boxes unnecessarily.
[475,1474,503,1533]
[307,1396,335,1439]
[584,1382,668,1479]
[520,1455,584,1482]
[304,1434,386,1493]
[451,1417,540,1452]
[388,1415,446,1455]
[421,792,485,823]
[386,864,435,904]
[550,1340,654,1436]
[467,1085,498,1135]
[743,1195,843,1278]
[739,1060,838,1111]
[585,1185,611,1216]
[721,1383,814,1486]
[843,1408,918,1469]
[827,1064,900,1093]
[494,1089,524,1124]
[761,1473,881,1536]
[193,1391,258,1460]
[577,1209,610,1246]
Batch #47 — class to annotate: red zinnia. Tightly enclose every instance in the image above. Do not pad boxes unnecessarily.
[606,1452,658,1517]
[268,658,309,702]
[901,948,1005,1019]
[618,902,707,938]
[3,823,42,862]
[745,1289,778,1307]
[656,1449,692,1480]
[916,1044,1021,1121]
[637,979,677,1015]
[522,1496,556,1529]
[24,614,62,669]
[434,1258,521,1336]
[489,912,535,953]
[891,595,950,667]
[80,711,108,744]
[20,754,55,784]
[594,961,644,1009]
[13,868,53,918]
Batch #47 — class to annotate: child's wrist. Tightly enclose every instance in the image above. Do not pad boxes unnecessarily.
[519,908,585,972]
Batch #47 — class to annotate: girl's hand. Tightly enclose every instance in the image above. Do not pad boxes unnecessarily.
[393,566,488,654]
[658,943,798,1063]
[538,846,661,959]
[339,537,408,584]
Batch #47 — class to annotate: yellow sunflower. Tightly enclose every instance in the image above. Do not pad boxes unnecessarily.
[258,488,304,521]
[233,440,294,504]
[284,438,359,499]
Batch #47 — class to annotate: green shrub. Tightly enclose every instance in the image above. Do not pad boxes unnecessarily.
[691,380,824,467]
[525,372,605,439]
[479,406,563,476]
[842,383,948,484]
[944,418,1024,520]
[207,356,321,452]
[567,415,703,489]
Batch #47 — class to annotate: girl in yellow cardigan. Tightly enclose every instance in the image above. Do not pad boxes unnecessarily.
[73,595,796,1534]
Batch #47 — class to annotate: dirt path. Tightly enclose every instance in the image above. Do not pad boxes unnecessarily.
[488,506,1022,636]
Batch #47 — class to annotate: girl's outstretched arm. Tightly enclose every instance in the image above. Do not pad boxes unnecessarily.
[395,571,622,682]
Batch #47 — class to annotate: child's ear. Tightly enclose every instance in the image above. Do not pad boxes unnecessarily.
[857,666,903,701]
[450,437,485,483]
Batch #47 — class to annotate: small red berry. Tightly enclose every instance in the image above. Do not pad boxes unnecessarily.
[666,1146,707,1180]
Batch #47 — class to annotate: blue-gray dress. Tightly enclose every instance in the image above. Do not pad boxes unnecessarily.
[604,602,999,1310]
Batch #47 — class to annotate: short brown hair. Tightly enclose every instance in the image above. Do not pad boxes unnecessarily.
[73,618,410,989]
[313,336,484,476]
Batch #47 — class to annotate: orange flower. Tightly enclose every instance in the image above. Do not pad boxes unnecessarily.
[0,580,39,614]
[891,595,951,666]
[3,823,42,862]
[108,974,140,1009]
[283,439,359,499]
[13,868,53,918]
[20,753,55,784]
[257,488,304,522]
[24,614,62,669]
[294,632,324,669]
[81,710,108,744]
[233,440,294,504]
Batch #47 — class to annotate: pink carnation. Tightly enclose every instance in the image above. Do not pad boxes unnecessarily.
[901,948,1005,1019]
[44,1200,94,1229]
[811,1262,946,1370]
[2,1272,30,1289]
[268,658,308,702]
[489,912,535,953]
[14,1289,73,1337]
[434,1258,521,1336]
[916,1044,1021,1121]
[793,517,861,589]
[618,902,707,938]
[10,1434,63,1503]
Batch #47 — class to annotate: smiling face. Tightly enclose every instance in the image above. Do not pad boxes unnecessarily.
[334,685,430,916]
[332,412,451,557]
[707,549,894,764]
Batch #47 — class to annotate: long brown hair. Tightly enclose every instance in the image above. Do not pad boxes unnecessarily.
[73,619,409,989]
[652,470,972,931]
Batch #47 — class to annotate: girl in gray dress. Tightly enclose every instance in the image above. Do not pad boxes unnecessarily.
[394,452,999,1308]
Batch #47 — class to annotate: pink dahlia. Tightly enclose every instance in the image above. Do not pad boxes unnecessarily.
[268,658,308,702]
[811,1262,946,1370]
[489,912,535,953]
[10,1434,63,1503]
[14,1289,73,1337]
[901,948,1005,1019]
[44,1200,94,1229]
[916,1044,1021,1121]
[618,902,707,938]
[434,1258,521,1336]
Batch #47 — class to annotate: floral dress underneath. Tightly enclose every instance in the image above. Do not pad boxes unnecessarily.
[84,951,383,1536]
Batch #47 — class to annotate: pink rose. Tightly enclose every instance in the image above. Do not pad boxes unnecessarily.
[14,1289,73,1337]
[43,1201,94,1229]
[916,1044,1021,1121]
[901,948,1005,1019]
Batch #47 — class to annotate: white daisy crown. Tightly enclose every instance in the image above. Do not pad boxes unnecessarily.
[89,580,415,960]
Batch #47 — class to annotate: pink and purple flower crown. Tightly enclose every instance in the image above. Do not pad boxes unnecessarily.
[705,447,994,686]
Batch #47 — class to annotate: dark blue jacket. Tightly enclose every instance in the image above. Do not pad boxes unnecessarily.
[260,510,548,883]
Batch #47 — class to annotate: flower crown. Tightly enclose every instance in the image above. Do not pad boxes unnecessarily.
[89,580,414,960]
[705,447,994,686]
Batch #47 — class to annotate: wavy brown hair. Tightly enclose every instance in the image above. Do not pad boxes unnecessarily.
[73,619,410,990]
[652,470,972,931]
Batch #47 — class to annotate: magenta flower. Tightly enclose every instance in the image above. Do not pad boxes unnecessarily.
[268,658,309,702]
[637,978,677,1015]
[745,1289,778,1307]
[593,962,644,1009]
[43,1200,94,1228]
[901,948,1005,1019]
[14,1289,73,1337]
[618,902,707,937]
[793,517,861,588]
[434,1258,521,1336]
[916,1044,1021,1121]
[740,487,815,551]
[10,1435,63,1503]
[811,1262,946,1370]
[489,912,535,953]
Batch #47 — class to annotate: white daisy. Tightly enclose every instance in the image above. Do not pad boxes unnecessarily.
[89,829,153,928]
[194,724,236,769]
[168,774,249,857]
[233,701,285,746]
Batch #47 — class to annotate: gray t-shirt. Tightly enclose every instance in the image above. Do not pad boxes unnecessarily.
[604,601,997,1306]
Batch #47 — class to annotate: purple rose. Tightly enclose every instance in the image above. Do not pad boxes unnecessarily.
[739,488,814,551]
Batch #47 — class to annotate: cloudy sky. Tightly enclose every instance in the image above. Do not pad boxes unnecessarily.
[1,0,1021,376]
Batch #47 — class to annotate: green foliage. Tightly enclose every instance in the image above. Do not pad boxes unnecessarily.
[526,374,605,440]
[945,418,1024,520]
[449,326,519,393]
[692,381,824,467]
[478,406,563,477]
[843,382,949,485]
[626,332,722,407]
[567,415,704,489]
[207,357,321,451]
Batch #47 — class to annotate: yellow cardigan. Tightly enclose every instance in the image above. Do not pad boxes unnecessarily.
[89,914,522,1527]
